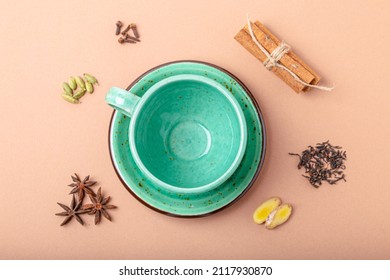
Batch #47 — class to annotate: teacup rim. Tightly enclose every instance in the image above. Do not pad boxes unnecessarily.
[128,73,248,194]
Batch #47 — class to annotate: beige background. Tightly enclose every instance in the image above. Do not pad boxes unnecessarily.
[1,0,389,259]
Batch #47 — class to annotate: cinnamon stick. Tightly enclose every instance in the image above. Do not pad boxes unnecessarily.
[235,21,321,93]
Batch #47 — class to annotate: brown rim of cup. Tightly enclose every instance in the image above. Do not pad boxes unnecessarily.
[107,60,267,218]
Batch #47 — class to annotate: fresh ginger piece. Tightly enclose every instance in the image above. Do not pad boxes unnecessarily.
[265,204,293,229]
[253,197,282,224]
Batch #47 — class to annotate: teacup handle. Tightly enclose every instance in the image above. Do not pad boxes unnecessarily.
[105,87,141,117]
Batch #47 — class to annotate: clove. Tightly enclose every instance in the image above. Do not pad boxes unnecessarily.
[118,37,135,44]
[115,21,123,35]
[129,23,139,38]
[121,24,131,36]
[125,33,140,42]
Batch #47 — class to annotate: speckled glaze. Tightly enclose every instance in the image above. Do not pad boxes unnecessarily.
[108,61,266,217]
[106,75,247,194]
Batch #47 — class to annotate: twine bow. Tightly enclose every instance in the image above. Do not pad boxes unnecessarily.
[246,15,333,92]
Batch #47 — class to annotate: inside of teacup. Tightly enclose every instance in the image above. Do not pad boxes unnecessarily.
[132,76,246,191]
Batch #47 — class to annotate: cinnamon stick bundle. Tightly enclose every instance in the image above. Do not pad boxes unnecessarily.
[235,21,321,93]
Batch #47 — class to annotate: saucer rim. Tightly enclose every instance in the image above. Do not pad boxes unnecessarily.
[108,60,267,218]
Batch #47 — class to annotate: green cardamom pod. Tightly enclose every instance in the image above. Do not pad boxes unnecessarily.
[85,82,94,93]
[62,93,79,104]
[62,82,73,95]
[73,88,86,99]
[75,76,86,89]
[68,77,77,90]
[83,73,98,85]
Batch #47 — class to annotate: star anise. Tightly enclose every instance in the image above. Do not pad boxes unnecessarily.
[55,194,89,226]
[82,187,117,225]
[68,173,97,201]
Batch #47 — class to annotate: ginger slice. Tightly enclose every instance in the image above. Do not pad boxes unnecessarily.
[253,197,282,224]
[265,204,293,229]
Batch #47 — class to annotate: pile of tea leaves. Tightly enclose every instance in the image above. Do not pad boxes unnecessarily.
[289,141,347,188]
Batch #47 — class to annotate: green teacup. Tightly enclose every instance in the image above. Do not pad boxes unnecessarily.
[106,74,247,194]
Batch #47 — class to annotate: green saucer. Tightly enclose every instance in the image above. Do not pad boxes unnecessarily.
[108,61,266,217]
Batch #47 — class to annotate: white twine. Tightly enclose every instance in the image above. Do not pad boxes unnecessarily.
[246,15,333,91]
[264,42,290,70]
